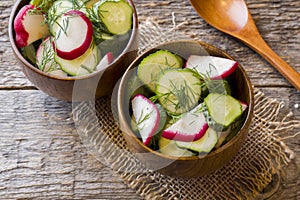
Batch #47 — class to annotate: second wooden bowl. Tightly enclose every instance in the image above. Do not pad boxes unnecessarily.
[118,40,254,178]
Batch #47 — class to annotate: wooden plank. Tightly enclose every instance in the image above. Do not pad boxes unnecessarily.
[0,89,299,199]
[0,90,142,199]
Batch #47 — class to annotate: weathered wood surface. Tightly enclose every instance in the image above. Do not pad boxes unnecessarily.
[0,0,299,199]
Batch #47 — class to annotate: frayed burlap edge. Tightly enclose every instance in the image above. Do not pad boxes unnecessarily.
[72,20,300,199]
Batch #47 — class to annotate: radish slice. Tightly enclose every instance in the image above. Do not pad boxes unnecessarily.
[36,37,58,72]
[52,10,93,60]
[96,52,114,71]
[241,101,248,112]
[131,94,160,146]
[185,55,238,79]
[162,104,209,142]
[14,5,49,48]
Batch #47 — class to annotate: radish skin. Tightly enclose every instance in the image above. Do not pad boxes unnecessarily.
[132,94,160,146]
[14,5,49,48]
[186,55,238,79]
[52,10,93,60]
[96,52,114,71]
[162,104,209,142]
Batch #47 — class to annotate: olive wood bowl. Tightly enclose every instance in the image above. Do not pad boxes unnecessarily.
[118,40,254,178]
[9,0,138,101]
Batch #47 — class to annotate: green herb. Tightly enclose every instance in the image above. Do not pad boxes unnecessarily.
[161,79,199,114]
[136,109,153,127]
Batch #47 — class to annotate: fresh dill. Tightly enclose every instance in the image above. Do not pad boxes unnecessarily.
[136,109,153,127]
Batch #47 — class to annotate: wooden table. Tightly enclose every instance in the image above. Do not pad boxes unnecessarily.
[0,0,299,199]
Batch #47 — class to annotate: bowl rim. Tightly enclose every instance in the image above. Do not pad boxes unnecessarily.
[8,0,139,81]
[118,39,254,161]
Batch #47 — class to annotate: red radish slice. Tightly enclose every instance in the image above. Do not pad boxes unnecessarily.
[162,104,209,142]
[14,5,49,48]
[185,55,238,79]
[240,101,248,112]
[96,52,114,71]
[52,10,93,60]
[132,94,160,146]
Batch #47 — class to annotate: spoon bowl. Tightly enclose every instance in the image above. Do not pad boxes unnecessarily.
[190,0,300,91]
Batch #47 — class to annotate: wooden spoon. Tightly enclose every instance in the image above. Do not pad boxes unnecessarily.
[189,0,300,91]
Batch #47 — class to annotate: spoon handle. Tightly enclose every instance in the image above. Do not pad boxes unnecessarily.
[243,33,300,91]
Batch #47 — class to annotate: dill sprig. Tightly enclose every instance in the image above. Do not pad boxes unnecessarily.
[136,109,153,127]
[189,64,230,95]
[87,6,111,44]
[37,37,60,72]
[163,79,200,114]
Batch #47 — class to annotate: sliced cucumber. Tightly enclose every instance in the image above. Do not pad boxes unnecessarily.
[55,44,100,76]
[155,103,168,134]
[158,137,195,157]
[137,50,183,92]
[21,44,36,65]
[139,50,183,69]
[156,68,202,115]
[176,128,218,154]
[30,0,55,11]
[85,0,99,8]
[203,79,231,96]
[204,93,242,128]
[95,0,133,35]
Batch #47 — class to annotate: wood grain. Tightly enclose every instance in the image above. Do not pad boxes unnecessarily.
[0,0,299,199]
[0,90,142,199]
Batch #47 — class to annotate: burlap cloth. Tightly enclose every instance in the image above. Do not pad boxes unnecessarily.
[72,21,299,200]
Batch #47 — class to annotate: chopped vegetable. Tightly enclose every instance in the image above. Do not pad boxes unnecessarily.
[204,93,243,128]
[131,94,161,146]
[176,128,218,154]
[156,68,202,115]
[186,55,238,79]
[14,4,49,48]
[137,50,183,92]
[162,103,208,142]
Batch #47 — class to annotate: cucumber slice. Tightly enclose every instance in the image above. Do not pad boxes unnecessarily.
[95,0,133,35]
[137,50,183,92]
[55,44,100,76]
[155,103,168,133]
[176,128,218,154]
[159,137,195,157]
[156,69,202,115]
[21,44,36,65]
[204,93,242,128]
[30,0,55,11]
[85,0,99,8]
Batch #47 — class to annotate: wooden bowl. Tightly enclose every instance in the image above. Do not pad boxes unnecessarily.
[118,40,254,178]
[9,0,138,101]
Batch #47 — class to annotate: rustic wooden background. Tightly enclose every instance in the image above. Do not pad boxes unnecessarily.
[0,0,299,199]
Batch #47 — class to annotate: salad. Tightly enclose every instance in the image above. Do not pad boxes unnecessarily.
[13,0,134,77]
[128,50,248,157]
